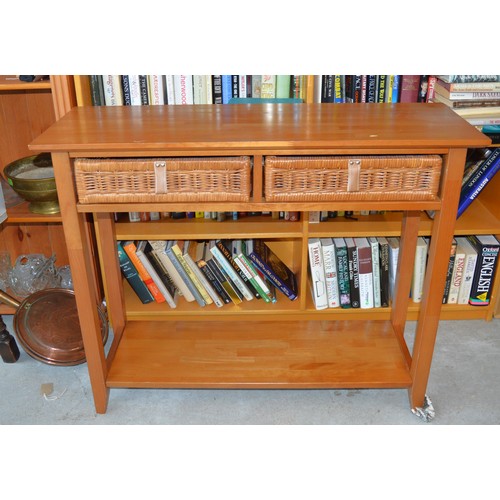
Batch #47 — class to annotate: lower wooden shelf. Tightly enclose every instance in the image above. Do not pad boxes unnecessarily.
[106,319,413,389]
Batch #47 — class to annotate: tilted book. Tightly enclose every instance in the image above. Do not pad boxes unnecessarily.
[116,242,154,304]
[307,238,328,310]
[457,148,500,218]
[466,235,500,306]
[136,241,178,309]
[246,239,298,301]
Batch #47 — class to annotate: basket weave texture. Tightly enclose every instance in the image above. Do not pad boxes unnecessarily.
[74,157,252,203]
[265,155,442,202]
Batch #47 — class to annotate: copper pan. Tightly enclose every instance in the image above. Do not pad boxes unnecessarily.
[0,288,108,366]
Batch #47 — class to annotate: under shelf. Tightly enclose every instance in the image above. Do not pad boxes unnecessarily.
[4,201,62,223]
[0,75,51,91]
[106,319,413,389]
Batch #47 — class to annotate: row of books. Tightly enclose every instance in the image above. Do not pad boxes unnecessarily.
[429,75,500,126]
[89,75,437,107]
[124,211,300,222]
[90,75,309,106]
[307,234,500,310]
[117,239,298,309]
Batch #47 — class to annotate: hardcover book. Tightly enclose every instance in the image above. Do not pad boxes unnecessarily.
[411,237,428,304]
[246,239,298,301]
[307,238,328,310]
[387,237,400,304]
[354,237,374,309]
[466,235,500,306]
[368,237,381,308]
[441,239,457,304]
[345,237,360,308]
[377,237,390,308]
[447,241,466,305]
[116,241,154,304]
[455,237,478,305]
[333,237,351,308]
[320,237,340,308]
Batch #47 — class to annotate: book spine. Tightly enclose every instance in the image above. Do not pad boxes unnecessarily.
[89,75,105,106]
[411,239,427,304]
[197,260,231,304]
[168,245,206,306]
[457,244,478,305]
[210,243,254,301]
[442,240,457,304]
[335,241,351,308]
[183,253,222,307]
[139,75,149,105]
[116,242,154,304]
[247,244,298,301]
[205,258,242,304]
[356,243,374,309]
[447,250,466,304]
[308,239,328,310]
[233,254,272,303]
[457,148,500,218]
[121,75,131,105]
[320,240,340,308]
[221,75,232,104]
[346,239,360,308]
[467,236,500,306]
[368,237,381,308]
[102,75,124,106]
[145,243,178,304]
[128,75,142,105]
[212,75,223,104]
[378,240,390,308]
[121,241,164,303]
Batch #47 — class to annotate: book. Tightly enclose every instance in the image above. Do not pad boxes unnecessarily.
[246,239,298,301]
[345,237,360,308]
[466,235,500,306]
[436,75,500,84]
[148,240,195,303]
[210,240,254,301]
[102,75,124,106]
[387,237,400,304]
[89,75,105,105]
[168,241,206,306]
[307,238,328,310]
[127,75,142,106]
[261,75,277,98]
[447,240,466,305]
[442,239,457,304]
[457,148,500,218]
[116,241,154,304]
[197,259,231,304]
[183,241,222,307]
[121,240,165,303]
[333,237,351,308]
[135,241,178,308]
[354,237,374,309]
[205,246,242,305]
[399,75,420,103]
[455,237,478,305]
[377,237,390,308]
[320,238,340,308]
[147,75,166,105]
[368,237,381,308]
[174,75,194,105]
[411,237,428,304]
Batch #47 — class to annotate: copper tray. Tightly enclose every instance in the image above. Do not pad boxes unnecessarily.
[6,288,108,366]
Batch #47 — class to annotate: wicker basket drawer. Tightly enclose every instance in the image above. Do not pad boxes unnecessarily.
[264,155,442,202]
[74,156,252,203]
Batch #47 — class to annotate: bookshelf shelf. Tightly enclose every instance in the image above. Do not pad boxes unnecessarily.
[29,102,491,415]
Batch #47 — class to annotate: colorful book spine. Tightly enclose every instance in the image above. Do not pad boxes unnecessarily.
[333,238,351,308]
[345,237,360,308]
[121,240,165,303]
[457,148,500,218]
[246,240,298,301]
[354,237,374,309]
[116,242,154,304]
[467,235,500,306]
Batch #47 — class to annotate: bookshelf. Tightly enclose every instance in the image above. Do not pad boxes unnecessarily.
[29,102,490,416]
[0,75,76,315]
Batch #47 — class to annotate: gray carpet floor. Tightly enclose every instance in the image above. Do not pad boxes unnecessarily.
[1,315,499,425]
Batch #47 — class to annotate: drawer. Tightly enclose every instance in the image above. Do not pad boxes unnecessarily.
[74,156,252,203]
[264,155,442,202]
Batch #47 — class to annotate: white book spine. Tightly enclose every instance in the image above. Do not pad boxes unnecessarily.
[368,237,381,308]
[457,249,478,305]
[308,238,328,310]
[165,75,175,105]
[148,75,165,105]
[193,75,206,104]
[102,75,123,105]
[128,75,142,105]
[447,250,466,304]
[411,238,428,303]
[205,75,213,104]
[320,238,340,308]
[174,75,194,104]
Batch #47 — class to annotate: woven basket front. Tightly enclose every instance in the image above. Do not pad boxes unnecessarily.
[264,155,442,202]
[74,157,252,203]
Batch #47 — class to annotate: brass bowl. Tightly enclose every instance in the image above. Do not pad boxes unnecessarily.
[3,153,60,214]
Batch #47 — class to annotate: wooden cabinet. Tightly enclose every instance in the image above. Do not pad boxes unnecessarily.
[30,103,490,415]
[0,76,76,314]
